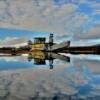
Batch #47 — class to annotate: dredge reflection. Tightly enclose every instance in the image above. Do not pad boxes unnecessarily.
[28,51,70,69]
[0,51,70,70]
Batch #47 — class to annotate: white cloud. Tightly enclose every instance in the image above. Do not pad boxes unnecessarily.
[74,25,100,39]
[0,37,27,47]
[0,0,77,34]
[0,0,99,40]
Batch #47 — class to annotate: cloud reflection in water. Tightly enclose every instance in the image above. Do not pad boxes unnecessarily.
[0,54,99,100]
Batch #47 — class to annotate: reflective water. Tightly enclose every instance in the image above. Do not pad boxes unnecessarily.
[0,53,100,100]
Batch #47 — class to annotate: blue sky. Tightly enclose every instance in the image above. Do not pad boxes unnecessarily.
[0,28,49,40]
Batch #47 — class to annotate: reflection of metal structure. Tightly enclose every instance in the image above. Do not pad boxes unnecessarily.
[0,50,70,69]
[28,51,70,69]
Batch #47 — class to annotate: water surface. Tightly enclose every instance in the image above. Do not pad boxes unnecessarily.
[0,54,100,100]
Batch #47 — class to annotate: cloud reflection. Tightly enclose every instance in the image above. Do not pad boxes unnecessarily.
[0,54,99,99]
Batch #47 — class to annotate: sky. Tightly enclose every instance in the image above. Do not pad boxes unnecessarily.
[0,0,100,46]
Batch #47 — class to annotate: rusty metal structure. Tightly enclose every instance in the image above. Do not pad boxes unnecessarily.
[0,34,100,55]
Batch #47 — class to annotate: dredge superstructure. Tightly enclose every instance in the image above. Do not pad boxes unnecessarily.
[0,34,100,55]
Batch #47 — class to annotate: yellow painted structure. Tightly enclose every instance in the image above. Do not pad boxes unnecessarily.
[30,43,45,51]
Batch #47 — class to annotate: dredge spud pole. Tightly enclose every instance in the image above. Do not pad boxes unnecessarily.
[49,33,54,51]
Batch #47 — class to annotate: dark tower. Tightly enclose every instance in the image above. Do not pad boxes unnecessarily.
[49,34,54,51]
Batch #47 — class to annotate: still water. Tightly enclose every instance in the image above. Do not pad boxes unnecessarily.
[0,53,100,100]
